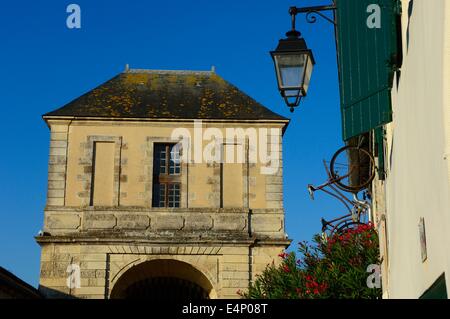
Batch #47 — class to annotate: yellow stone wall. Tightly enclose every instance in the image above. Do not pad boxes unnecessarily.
[38,242,285,299]
[38,118,289,299]
[52,120,283,209]
[371,0,450,299]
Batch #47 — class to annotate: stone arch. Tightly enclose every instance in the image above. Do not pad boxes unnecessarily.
[110,259,217,299]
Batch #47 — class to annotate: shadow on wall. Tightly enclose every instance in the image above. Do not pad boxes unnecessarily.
[395,0,414,89]
[110,259,216,299]
[407,0,414,53]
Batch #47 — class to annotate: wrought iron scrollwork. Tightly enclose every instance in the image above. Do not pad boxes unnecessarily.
[289,4,337,26]
[305,10,336,25]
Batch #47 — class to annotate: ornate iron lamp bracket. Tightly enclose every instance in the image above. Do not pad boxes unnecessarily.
[289,4,336,26]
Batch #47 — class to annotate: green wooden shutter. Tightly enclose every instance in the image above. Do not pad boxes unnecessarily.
[335,0,401,141]
[420,274,448,299]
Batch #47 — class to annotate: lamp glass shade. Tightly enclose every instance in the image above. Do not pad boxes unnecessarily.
[271,31,315,109]
[273,52,313,99]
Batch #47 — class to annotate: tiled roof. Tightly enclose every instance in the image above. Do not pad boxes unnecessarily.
[44,69,288,121]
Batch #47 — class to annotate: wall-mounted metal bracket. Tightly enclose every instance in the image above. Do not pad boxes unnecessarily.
[289,4,336,26]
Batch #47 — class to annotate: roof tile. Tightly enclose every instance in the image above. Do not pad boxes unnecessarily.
[44,70,288,121]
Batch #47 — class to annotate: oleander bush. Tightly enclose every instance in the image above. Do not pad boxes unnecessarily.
[241,223,381,299]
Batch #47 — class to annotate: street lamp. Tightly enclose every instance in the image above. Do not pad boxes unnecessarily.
[271,29,315,112]
[271,5,335,112]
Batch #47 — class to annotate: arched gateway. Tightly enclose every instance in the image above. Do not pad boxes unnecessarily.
[110,259,215,299]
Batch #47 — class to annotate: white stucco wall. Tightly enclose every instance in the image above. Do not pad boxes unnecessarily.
[377,0,450,298]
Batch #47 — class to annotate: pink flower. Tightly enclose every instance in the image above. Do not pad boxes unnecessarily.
[278,252,289,259]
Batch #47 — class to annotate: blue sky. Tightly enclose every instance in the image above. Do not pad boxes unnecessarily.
[0,0,343,287]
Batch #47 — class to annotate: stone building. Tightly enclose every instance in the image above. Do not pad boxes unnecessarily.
[36,68,290,299]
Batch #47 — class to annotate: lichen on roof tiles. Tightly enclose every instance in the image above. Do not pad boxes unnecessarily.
[44,69,287,121]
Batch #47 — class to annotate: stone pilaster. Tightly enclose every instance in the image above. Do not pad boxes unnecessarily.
[47,121,70,206]
[265,128,283,209]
